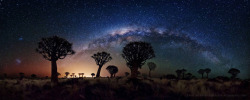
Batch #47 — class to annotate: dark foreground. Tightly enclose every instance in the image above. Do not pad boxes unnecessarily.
[0,77,249,100]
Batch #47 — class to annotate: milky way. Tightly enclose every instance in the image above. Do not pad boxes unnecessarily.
[0,0,249,78]
[73,26,234,78]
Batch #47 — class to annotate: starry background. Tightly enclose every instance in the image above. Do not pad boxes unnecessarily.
[0,0,249,78]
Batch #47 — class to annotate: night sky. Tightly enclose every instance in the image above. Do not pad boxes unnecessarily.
[0,0,249,78]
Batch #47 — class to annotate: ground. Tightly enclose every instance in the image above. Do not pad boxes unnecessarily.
[0,77,249,100]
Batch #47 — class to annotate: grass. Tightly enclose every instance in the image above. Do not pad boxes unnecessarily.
[0,77,249,100]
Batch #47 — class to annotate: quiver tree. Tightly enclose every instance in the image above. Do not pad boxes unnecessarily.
[204,68,211,78]
[125,72,130,77]
[36,36,75,84]
[198,69,205,78]
[228,68,240,79]
[122,42,155,78]
[92,52,112,77]
[106,65,118,78]
[65,72,70,78]
[78,73,84,78]
[91,73,95,78]
[147,62,157,77]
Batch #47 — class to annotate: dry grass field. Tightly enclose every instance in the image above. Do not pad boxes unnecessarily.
[0,77,249,100]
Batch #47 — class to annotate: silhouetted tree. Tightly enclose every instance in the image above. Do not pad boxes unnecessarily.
[92,52,112,77]
[72,73,75,78]
[36,36,75,84]
[204,68,211,78]
[78,73,81,78]
[198,69,205,78]
[122,42,155,78]
[228,68,240,79]
[19,72,24,80]
[70,75,73,78]
[78,73,84,78]
[125,72,130,77]
[181,69,187,79]
[91,73,95,78]
[147,62,157,77]
[106,65,118,78]
[31,74,37,79]
[176,70,182,79]
[65,72,70,78]
[81,73,84,77]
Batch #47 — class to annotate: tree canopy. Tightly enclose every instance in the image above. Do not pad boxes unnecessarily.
[36,36,75,61]
[122,42,155,69]
[106,65,118,77]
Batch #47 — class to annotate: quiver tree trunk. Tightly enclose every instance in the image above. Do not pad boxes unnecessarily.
[96,65,102,77]
[130,67,138,78]
[51,60,58,84]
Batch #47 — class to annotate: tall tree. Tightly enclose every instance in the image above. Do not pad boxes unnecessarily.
[92,52,112,77]
[65,72,70,78]
[228,68,240,79]
[36,36,75,84]
[122,42,155,78]
[198,69,205,78]
[204,68,211,78]
[147,62,157,77]
[91,73,95,78]
[125,72,130,77]
[106,65,118,78]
